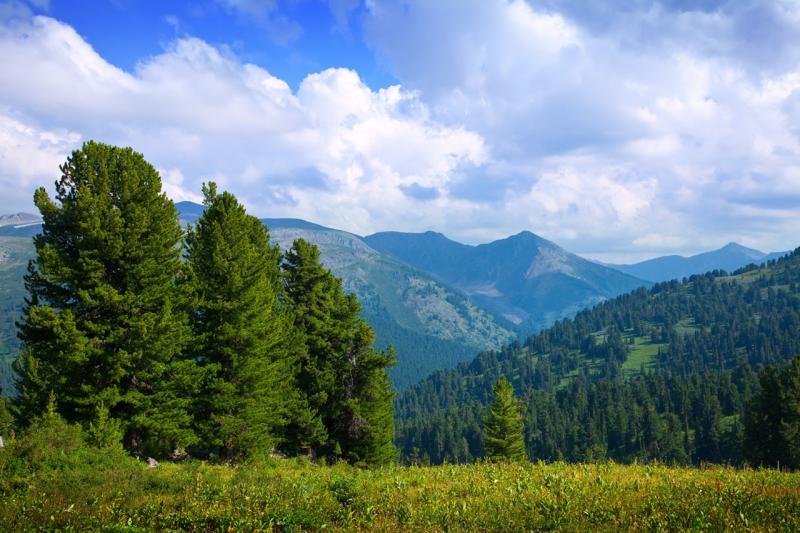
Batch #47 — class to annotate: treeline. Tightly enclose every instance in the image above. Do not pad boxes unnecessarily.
[2,142,394,464]
[396,250,800,467]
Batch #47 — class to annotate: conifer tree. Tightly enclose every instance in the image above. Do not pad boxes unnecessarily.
[484,379,526,461]
[14,141,196,456]
[283,239,395,464]
[0,395,12,438]
[185,184,315,459]
[744,357,800,469]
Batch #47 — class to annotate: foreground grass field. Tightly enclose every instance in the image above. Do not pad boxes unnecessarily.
[2,452,800,531]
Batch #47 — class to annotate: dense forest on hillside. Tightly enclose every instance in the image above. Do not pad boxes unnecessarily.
[396,250,800,465]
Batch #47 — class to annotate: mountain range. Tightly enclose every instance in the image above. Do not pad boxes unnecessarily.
[363,230,646,331]
[608,242,790,282]
[0,212,40,227]
[0,202,794,393]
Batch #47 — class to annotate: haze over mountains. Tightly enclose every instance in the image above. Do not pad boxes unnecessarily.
[0,213,40,227]
[0,201,794,393]
[609,242,791,283]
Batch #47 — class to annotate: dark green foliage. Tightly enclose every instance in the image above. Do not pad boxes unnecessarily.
[396,248,800,465]
[484,379,526,461]
[185,184,312,459]
[284,239,396,464]
[0,395,13,437]
[744,357,800,469]
[13,141,196,457]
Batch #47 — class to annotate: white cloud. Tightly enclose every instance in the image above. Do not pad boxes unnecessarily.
[0,111,80,209]
[1,3,800,262]
[362,0,800,258]
[0,14,484,237]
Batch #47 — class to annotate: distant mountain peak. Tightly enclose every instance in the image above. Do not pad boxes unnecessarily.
[609,240,781,282]
[713,242,765,260]
[0,212,41,227]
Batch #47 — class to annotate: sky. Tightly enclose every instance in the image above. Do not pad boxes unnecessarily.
[0,0,799,262]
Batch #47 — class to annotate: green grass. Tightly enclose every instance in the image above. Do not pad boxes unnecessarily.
[2,418,799,531]
[674,317,700,336]
[1,456,799,531]
[622,336,663,373]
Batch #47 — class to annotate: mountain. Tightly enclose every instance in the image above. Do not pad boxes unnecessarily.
[0,204,517,393]
[176,201,332,231]
[364,230,649,331]
[609,242,791,282]
[0,222,43,237]
[395,248,800,464]
[0,237,34,394]
[0,212,40,227]
[264,225,516,388]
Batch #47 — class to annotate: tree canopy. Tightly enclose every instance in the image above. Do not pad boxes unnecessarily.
[284,239,396,465]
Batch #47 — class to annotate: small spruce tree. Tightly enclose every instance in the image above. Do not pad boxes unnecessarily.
[484,378,526,461]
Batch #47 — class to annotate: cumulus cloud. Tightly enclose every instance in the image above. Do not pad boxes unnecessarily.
[1,2,800,261]
[363,0,800,258]
[0,13,484,235]
[0,111,80,208]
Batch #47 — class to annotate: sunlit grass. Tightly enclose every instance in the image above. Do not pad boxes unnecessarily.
[1,457,798,531]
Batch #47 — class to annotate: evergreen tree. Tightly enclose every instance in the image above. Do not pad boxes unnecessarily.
[283,239,395,465]
[0,395,13,439]
[745,357,800,469]
[484,379,526,461]
[185,183,314,459]
[14,141,196,457]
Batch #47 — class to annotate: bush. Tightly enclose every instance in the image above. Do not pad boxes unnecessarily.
[0,409,135,489]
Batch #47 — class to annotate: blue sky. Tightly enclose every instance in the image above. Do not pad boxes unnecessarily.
[40,1,394,90]
[1,0,799,262]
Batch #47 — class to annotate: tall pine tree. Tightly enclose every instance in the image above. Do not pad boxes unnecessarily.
[14,141,196,457]
[283,239,395,465]
[185,183,317,459]
[484,379,526,461]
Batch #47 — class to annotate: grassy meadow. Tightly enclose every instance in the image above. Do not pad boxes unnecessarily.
[2,444,799,531]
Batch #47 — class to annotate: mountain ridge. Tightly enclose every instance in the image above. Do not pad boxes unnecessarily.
[364,228,649,330]
[609,241,791,282]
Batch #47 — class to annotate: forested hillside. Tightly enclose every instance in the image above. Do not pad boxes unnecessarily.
[396,249,800,465]
[0,238,32,394]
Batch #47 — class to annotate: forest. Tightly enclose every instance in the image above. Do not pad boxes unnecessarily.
[396,250,800,467]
